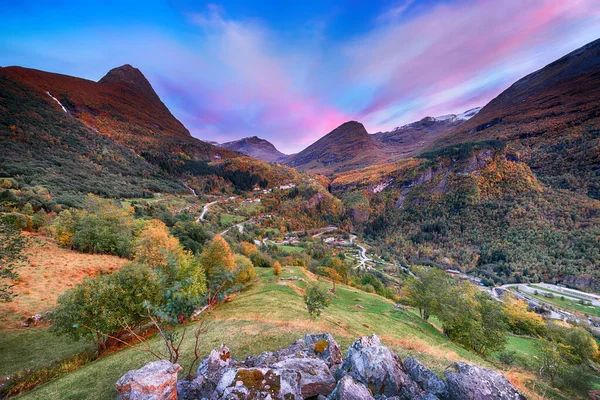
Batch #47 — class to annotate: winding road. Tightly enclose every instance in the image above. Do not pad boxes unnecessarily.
[196,200,219,222]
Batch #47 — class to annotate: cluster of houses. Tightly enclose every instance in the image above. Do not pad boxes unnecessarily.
[322,236,351,246]
[252,183,297,194]
[445,269,485,286]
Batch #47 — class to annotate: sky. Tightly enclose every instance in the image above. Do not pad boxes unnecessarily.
[1,1,600,153]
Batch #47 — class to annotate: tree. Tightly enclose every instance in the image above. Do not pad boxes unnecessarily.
[401,266,451,321]
[235,255,257,284]
[325,267,342,293]
[240,241,258,257]
[32,209,47,230]
[134,219,183,266]
[0,222,28,302]
[70,195,136,257]
[171,221,208,254]
[53,209,75,247]
[200,236,239,305]
[563,327,599,364]
[272,261,282,277]
[539,339,572,384]
[304,285,330,321]
[502,295,546,336]
[200,235,236,276]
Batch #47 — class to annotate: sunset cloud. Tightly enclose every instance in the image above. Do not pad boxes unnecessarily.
[1,0,599,152]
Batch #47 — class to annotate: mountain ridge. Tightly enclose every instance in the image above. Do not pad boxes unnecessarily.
[219,136,288,163]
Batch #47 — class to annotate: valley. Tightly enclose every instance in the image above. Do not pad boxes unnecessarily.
[1,32,600,400]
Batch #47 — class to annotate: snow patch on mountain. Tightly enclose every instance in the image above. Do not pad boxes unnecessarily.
[390,107,481,131]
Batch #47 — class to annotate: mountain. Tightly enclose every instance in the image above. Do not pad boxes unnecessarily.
[219,136,288,163]
[373,107,481,158]
[428,38,600,199]
[0,65,300,204]
[283,121,393,175]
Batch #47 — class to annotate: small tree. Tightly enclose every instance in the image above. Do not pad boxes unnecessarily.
[304,285,329,321]
[402,266,451,321]
[273,261,282,277]
[325,267,342,293]
[0,222,28,302]
[200,235,236,275]
[539,339,572,384]
[235,255,257,284]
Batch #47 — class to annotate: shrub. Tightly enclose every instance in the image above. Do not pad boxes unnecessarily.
[50,263,162,349]
[498,350,517,365]
[272,261,282,276]
[251,252,273,269]
[31,209,47,230]
[0,221,28,302]
[1,212,28,229]
[235,255,256,284]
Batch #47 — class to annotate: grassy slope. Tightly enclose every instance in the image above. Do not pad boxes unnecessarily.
[16,266,505,400]
[0,329,94,377]
[0,234,128,327]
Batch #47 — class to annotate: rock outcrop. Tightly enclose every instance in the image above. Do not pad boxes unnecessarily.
[116,334,526,400]
[116,360,181,400]
[445,362,526,400]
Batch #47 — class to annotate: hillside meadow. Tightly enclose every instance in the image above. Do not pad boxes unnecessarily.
[1,266,554,400]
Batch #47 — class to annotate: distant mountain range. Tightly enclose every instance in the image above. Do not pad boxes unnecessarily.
[218,136,288,163]
[281,108,481,175]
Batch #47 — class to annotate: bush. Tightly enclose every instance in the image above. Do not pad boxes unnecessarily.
[272,261,282,276]
[557,365,595,395]
[50,263,162,349]
[235,255,256,284]
[498,350,517,365]
[1,212,28,229]
[251,252,273,268]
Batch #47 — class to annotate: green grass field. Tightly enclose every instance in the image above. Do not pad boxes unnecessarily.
[219,213,246,225]
[275,244,306,254]
[11,265,514,400]
[0,329,94,377]
[529,285,598,302]
[522,289,600,317]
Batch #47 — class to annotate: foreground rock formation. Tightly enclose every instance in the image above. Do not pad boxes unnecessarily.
[116,333,526,400]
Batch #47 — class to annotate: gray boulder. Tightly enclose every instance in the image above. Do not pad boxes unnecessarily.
[403,357,447,399]
[445,362,526,400]
[212,357,336,400]
[304,333,344,369]
[328,375,374,400]
[116,360,181,400]
[336,335,422,398]
[273,357,336,398]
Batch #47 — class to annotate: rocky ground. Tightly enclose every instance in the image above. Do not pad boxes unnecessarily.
[115,333,525,400]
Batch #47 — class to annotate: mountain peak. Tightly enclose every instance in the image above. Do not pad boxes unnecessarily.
[219,136,288,163]
[99,64,160,102]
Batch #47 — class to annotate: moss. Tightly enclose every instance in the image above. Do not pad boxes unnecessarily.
[236,369,265,390]
[235,369,281,395]
[313,339,328,354]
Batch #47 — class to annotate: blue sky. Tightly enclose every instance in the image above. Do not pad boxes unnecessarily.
[2,0,600,153]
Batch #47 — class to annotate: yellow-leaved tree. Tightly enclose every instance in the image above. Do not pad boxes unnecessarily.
[134,219,183,266]
[200,235,237,305]
[502,294,546,336]
[200,235,236,275]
